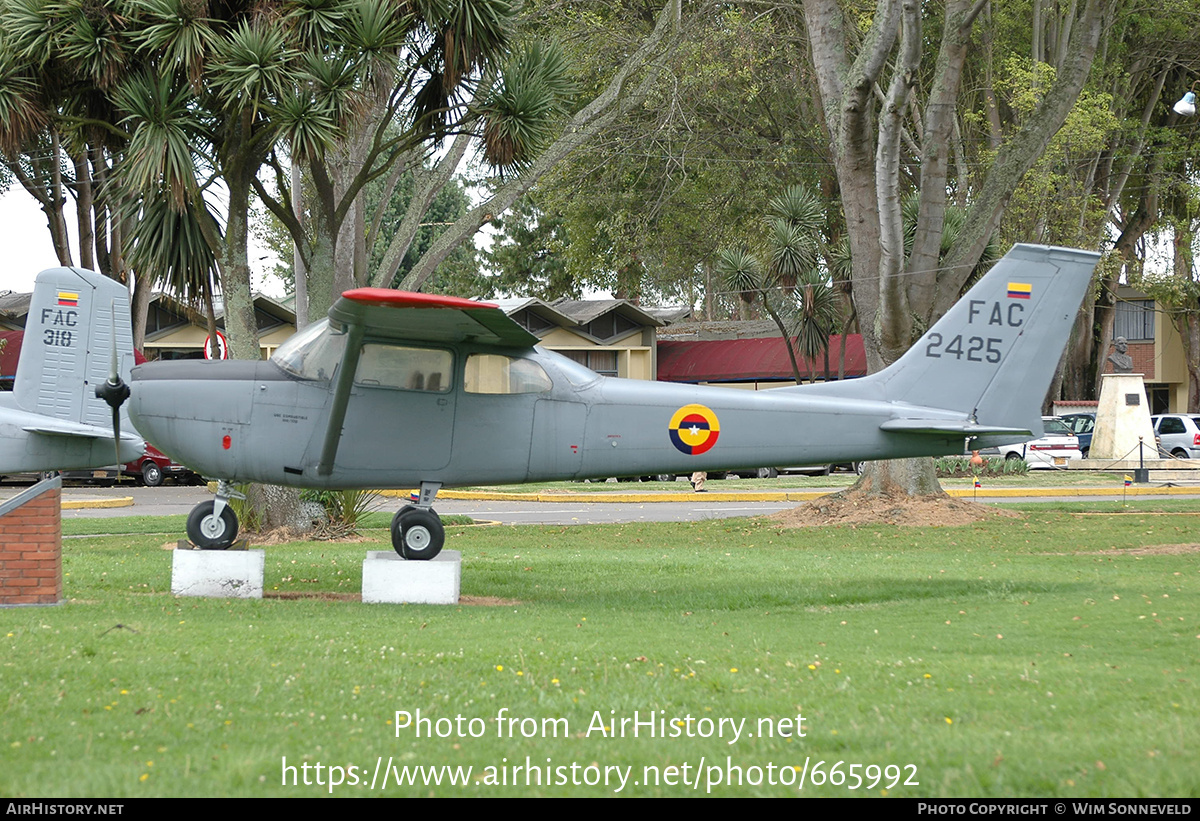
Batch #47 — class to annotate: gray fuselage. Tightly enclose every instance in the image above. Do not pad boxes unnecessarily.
[127,344,965,489]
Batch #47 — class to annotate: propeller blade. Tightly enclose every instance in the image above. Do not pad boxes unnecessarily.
[93,301,131,475]
[112,405,122,477]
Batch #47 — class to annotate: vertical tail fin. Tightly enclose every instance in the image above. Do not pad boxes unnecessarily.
[13,268,135,431]
[808,244,1100,438]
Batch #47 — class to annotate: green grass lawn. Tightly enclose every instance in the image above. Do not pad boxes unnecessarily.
[4,503,1198,797]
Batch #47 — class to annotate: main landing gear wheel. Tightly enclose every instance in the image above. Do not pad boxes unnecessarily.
[390,505,445,561]
[187,500,239,549]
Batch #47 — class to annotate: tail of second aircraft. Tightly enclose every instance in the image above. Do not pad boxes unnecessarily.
[12,267,136,433]
[802,244,1100,442]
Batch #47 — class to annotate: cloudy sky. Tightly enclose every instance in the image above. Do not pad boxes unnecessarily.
[0,187,287,299]
[0,189,68,293]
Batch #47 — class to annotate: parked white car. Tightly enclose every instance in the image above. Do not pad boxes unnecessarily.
[997,416,1082,469]
[1151,414,1200,459]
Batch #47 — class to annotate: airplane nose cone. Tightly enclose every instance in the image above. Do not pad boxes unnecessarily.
[128,360,260,477]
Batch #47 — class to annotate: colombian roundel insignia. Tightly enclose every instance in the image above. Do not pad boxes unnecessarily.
[669,404,721,455]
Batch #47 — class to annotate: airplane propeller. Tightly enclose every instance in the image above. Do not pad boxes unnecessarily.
[94,303,131,472]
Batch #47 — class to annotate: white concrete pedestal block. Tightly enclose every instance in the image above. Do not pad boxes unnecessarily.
[1091,373,1157,461]
[172,548,265,599]
[362,550,461,604]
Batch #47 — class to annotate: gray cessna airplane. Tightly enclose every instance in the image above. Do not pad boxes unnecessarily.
[0,268,142,474]
[120,243,1100,560]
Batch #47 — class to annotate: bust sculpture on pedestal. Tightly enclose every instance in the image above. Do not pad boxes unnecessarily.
[1107,336,1133,374]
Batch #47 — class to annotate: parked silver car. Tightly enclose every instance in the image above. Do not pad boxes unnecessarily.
[996,416,1082,469]
[1151,414,1200,459]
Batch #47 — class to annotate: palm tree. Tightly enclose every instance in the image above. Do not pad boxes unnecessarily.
[125,194,223,358]
[716,184,840,384]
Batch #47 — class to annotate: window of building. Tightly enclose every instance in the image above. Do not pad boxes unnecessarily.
[1114,299,1155,341]
[512,310,554,334]
[561,349,618,377]
[583,313,638,342]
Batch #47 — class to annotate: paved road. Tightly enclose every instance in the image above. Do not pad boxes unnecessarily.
[34,483,1200,526]
[48,485,798,524]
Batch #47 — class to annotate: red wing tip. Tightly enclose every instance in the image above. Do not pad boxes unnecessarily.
[341,288,498,311]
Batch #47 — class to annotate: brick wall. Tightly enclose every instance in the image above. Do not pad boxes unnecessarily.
[0,478,62,606]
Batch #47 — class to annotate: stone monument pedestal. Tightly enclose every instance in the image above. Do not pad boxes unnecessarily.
[172,546,264,598]
[1090,373,1157,464]
[362,550,461,604]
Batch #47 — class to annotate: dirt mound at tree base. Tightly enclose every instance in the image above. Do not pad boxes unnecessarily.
[769,490,1023,528]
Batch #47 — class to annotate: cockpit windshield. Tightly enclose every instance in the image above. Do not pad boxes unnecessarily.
[271,319,347,382]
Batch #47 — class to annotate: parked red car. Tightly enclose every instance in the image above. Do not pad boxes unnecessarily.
[123,444,199,486]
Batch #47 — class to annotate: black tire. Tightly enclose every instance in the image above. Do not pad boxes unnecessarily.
[1172,448,1188,459]
[756,467,779,479]
[1080,448,1089,459]
[186,500,238,549]
[1004,451,1022,461]
[141,461,163,487]
[651,474,674,483]
[853,461,865,475]
[390,507,445,561]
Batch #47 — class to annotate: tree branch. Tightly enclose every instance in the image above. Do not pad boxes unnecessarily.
[398,0,687,291]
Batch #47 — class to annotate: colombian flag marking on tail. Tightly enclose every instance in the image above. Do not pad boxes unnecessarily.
[57,291,79,307]
[1007,282,1032,300]
[669,404,721,456]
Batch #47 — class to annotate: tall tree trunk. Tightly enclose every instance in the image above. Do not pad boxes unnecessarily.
[220,166,261,361]
[71,151,94,271]
[802,0,1111,499]
[48,129,72,265]
[292,158,308,330]
[130,273,153,353]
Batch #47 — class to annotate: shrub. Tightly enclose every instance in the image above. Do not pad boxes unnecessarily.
[300,488,382,539]
[935,455,1027,478]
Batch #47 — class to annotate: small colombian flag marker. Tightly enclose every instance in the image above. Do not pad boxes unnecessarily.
[1007,282,1032,300]
[1124,475,1133,487]
[974,477,982,489]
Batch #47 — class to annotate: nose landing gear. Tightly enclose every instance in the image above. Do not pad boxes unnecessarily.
[185,481,243,549]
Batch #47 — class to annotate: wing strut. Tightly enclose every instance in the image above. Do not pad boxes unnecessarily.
[318,322,366,476]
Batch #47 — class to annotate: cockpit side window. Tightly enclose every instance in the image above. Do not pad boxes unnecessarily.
[355,344,453,392]
[464,354,553,394]
[271,319,346,382]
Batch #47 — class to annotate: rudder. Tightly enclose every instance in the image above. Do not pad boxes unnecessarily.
[13,268,135,430]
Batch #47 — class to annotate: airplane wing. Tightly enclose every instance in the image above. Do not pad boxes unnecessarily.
[329,289,539,348]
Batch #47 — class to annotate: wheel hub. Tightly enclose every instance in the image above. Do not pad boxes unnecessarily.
[201,515,226,540]
[405,525,431,550]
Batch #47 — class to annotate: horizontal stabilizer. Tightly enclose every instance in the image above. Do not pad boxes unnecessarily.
[878,419,1033,438]
[22,418,140,441]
